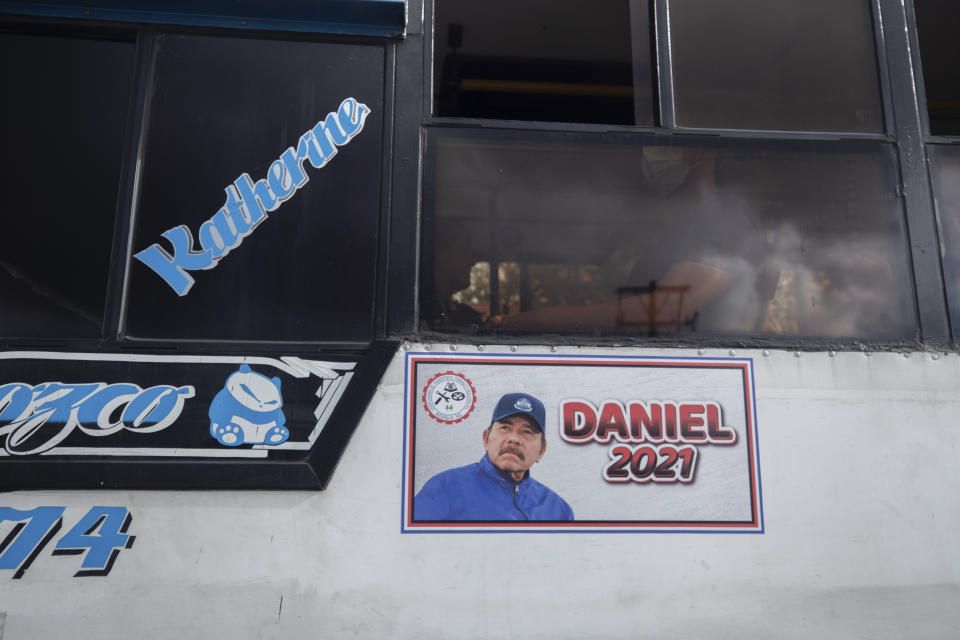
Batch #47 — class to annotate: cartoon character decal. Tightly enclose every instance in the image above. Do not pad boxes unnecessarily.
[209,364,288,446]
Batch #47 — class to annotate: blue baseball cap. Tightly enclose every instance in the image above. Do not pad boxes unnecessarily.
[491,392,546,433]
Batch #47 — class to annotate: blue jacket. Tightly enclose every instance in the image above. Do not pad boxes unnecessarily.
[414,454,574,521]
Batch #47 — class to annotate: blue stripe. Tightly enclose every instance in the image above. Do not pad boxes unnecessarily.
[0,0,406,37]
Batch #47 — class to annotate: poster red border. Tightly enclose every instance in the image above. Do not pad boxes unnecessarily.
[401,352,763,533]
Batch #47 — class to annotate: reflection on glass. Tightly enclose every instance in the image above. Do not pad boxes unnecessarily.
[425,132,915,339]
[914,1,960,135]
[433,0,651,125]
[0,33,135,339]
[669,0,883,133]
[929,146,960,338]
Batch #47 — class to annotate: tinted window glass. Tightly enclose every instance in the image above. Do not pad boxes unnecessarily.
[434,0,651,125]
[929,146,960,338]
[669,0,883,133]
[0,32,134,340]
[914,0,960,135]
[424,131,914,339]
[125,35,384,342]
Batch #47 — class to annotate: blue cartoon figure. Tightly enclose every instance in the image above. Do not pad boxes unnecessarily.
[209,364,288,446]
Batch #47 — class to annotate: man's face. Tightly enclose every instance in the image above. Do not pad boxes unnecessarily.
[483,414,545,479]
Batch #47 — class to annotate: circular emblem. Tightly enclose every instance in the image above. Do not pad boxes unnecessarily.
[422,371,477,424]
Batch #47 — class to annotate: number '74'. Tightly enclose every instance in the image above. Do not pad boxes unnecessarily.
[0,506,135,578]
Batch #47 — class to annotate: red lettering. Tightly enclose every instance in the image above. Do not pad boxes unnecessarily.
[679,403,707,442]
[561,401,597,443]
[629,402,662,443]
[562,399,737,445]
[706,403,736,443]
[596,402,629,443]
[664,403,677,442]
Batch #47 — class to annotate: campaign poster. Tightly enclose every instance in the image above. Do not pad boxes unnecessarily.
[402,352,763,533]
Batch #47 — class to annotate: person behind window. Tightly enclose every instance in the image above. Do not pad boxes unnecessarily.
[430,218,487,329]
[490,144,777,334]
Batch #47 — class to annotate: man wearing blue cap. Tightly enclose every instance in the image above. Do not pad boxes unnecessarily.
[414,392,574,521]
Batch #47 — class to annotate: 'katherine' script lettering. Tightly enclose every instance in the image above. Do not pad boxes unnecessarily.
[134,97,371,295]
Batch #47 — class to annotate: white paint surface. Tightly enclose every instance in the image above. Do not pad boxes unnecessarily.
[1,346,959,638]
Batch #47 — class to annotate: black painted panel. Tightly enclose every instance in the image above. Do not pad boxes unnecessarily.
[0,342,397,489]
[125,35,385,343]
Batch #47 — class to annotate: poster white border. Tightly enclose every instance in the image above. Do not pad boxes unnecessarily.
[401,351,764,534]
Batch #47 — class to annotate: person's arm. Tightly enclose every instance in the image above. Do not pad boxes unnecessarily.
[492,260,732,332]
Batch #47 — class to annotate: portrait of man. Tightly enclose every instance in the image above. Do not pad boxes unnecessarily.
[414,392,574,521]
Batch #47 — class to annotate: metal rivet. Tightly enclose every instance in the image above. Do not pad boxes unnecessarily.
[83,9,91,15]
[449,345,457,351]
[794,351,801,358]
[550,346,559,352]
[402,343,410,351]
[864,351,870,357]
[762,350,770,357]
[903,352,911,358]
[424,345,432,351]
[510,345,518,352]
[240,19,247,24]
[697,349,704,356]
[728,350,736,357]
[829,351,836,357]
[477,345,485,351]
[932,353,939,360]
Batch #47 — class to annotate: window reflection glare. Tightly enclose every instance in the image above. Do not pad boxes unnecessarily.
[670,0,883,133]
[425,133,914,339]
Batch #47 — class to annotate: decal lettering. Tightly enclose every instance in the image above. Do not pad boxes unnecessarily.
[52,506,135,577]
[601,444,698,484]
[0,507,63,579]
[134,97,371,295]
[0,506,134,578]
[0,382,195,455]
[134,226,216,295]
[561,399,735,445]
[561,399,736,484]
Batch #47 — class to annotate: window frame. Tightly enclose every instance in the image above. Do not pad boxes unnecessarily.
[0,14,400,354]
[407,0,953,350]
[3,0,953,352]
[0,22,139,342]
[906,0,960,347]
